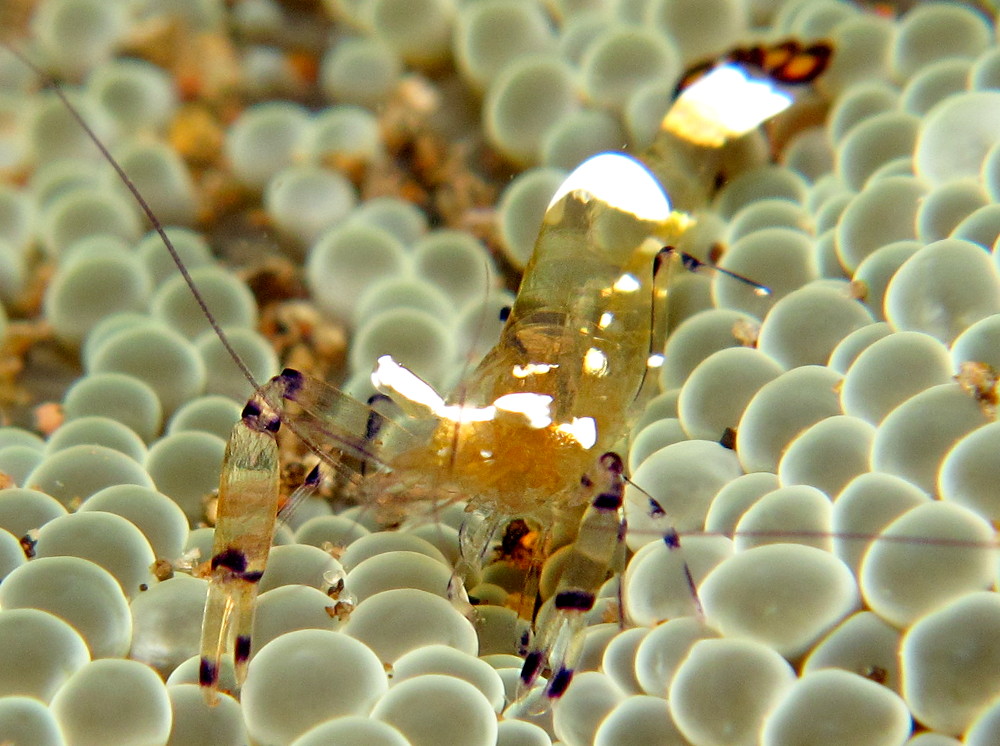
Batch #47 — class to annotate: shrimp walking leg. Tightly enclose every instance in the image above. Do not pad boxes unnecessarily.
[513,453,629,707]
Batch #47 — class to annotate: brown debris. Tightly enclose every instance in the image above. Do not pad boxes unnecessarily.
[956,360,1000,418]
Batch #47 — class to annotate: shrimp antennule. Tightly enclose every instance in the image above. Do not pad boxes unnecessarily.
[659,247,773,296]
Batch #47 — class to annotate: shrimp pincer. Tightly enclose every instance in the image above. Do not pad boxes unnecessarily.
[199,396,281,696]
[199,369,417,700]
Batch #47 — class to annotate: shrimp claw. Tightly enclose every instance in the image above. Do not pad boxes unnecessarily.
[199,393,281,704]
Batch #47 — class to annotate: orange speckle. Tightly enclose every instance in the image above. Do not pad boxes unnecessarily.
[732,318,761,347]
[170,105,225,166]
[33,402,63,436]
[286,50,319,86]
[151,559,175,581]
[956,360,1000,417]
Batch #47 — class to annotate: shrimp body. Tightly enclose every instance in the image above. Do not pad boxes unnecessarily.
[377,152,685,518]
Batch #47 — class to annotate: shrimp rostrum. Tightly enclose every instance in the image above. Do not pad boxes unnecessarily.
[197,36,832,710]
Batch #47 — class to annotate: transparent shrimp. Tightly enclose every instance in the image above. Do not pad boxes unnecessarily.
[196,42,832,707]
[14,37,834,708]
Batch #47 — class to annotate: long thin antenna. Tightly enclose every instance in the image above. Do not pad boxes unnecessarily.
[664,247,772,296]
[4,43,263,395]
[5,42,414,497]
